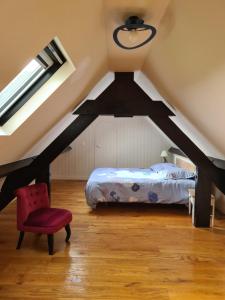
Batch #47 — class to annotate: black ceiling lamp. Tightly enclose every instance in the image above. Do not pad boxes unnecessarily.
[113,16,157,50]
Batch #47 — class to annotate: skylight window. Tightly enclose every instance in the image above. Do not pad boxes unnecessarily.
[0,40,66,125]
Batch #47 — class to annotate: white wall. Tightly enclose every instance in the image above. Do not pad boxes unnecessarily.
[50,116,173,180]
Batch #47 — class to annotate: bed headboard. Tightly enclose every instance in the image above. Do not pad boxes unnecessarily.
[173,154,196,172]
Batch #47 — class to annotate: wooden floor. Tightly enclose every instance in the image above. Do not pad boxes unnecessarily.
[1,181,225,299]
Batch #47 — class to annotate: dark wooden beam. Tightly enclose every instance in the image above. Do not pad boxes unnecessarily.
[0,115,97,211]
[0,165,37,211]
[151,118,215,170]
[194,167,212,227]
[148,117,218,227]
[35,165,51,196]
[1,71,224,229]
[150,117,225,188]
[0,156,36,178]
[74,72,174,118]
[75,99,174,117]
[150,116,225,227]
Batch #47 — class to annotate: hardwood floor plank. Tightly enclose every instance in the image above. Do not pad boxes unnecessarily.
[0,180,225,299]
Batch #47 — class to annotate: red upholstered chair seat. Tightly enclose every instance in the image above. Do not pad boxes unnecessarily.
[24,207,72,233]
[15,183,72,254]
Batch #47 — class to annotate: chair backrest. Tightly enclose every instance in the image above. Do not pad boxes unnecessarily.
[15,183,50,229]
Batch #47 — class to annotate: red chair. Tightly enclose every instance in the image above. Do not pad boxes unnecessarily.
[15,183,72,255]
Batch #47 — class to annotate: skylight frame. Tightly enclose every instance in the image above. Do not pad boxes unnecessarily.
[0,40,66,126]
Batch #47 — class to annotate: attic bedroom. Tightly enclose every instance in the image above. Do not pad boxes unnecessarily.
[1,0,225,299]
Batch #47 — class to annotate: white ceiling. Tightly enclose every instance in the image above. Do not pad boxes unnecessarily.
[0,0,225,164]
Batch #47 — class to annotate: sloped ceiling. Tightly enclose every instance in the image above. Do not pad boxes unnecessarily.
[0,0,225,164]
[0,0,108,164]
[143,0,225,157]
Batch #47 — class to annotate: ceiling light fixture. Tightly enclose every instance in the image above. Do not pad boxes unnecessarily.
[113,16,157,50]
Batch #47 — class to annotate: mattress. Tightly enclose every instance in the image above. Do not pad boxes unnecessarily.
[85,168,195,208]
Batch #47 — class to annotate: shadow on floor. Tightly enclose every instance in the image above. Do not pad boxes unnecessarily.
[89,202,188,217]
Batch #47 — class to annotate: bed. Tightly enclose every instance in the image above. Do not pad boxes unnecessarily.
[85,163,196,209]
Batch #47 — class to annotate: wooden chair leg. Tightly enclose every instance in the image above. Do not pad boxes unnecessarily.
[47,234,54,255]
[65,224,71,243]
[16,231,25,249]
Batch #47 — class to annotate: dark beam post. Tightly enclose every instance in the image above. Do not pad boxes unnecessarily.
[194,167,212,227]
[149,116,214,227]
[149,116,223,191]
[149,116,214,170]
[0,115,98,211]
[35,165,51,196]
[1,71,224,225]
